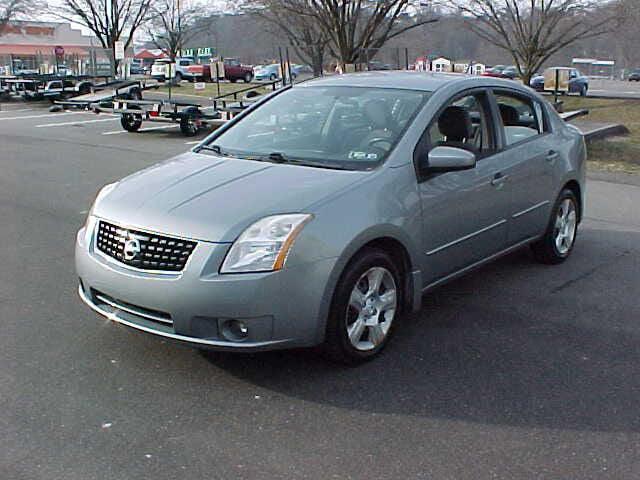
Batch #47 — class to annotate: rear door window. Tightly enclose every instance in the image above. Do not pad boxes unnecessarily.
[494,91,547,147]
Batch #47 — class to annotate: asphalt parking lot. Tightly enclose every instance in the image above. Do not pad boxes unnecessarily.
[2,101,640,480]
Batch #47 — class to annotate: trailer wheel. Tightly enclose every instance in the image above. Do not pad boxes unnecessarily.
[121,107,143,132]
[180,116,199,136]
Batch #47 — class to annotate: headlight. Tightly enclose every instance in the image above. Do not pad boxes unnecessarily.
[220,214,313,273]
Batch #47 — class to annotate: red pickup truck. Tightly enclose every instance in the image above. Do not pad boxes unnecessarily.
[187,58,254,83]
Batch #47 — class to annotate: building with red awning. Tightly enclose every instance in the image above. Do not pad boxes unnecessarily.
[0,21,99,75]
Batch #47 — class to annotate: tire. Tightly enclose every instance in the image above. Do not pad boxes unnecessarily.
[323,248,403,364]
[531,189,579,264]
[180,117,200,137]
[580,85,588,97]
[120,110,142,132]
[269,73,277,81]
[174,72,182,83]
[244,73,253,83]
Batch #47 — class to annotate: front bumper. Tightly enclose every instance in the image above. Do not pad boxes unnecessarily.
[75,218,337,351]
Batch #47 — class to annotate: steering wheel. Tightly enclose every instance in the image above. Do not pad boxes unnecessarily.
[367,137,393,151]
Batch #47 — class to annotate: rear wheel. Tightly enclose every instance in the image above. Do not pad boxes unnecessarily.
[531,189,579,264]
[120,106,142,132]
[244,73,253,83]
[323,249,402,364]
[180,108,201,136]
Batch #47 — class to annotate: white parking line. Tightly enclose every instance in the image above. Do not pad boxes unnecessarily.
[35,117,119,128]
[184,140,201,145]
[0,111,92,121]
[0,108,34,114]
[102,124,179,135]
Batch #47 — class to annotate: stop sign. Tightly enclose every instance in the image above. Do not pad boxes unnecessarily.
[54,45,64,57]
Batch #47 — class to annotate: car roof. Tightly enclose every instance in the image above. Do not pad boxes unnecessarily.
[297,71,519,93]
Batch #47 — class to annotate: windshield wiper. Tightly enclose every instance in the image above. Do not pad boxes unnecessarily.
[259,152,352,170]
[266,152,288,163]
[194,144,222,154]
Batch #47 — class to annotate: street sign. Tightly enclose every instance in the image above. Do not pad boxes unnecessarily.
[54,45,64,57]
[114,41,125,60]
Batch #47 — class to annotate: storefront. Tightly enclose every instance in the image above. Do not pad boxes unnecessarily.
[0,21,97,75]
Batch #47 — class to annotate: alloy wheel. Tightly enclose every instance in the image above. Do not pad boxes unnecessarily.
[345,267,397,351]
[554,198,577,255]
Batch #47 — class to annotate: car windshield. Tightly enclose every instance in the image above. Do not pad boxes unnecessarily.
[204,86,430,170]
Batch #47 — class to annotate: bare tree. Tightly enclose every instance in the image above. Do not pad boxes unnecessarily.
[0,0,39,32]
[55,0,153,74]
[615,0,640,70]
[449,0,621,84]
[146,0,203,61]
[243,0,437,69]
[243,0,329,75]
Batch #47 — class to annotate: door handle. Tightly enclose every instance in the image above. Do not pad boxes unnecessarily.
[546,150,560,163]
[491,172,508,188]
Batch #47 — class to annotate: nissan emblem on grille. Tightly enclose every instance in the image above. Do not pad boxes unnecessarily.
[123,237,141,261]
[96,221,196,272]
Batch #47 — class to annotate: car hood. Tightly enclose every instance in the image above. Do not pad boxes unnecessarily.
[93,152,368,242]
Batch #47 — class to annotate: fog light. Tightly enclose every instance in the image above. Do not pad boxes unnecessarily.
[222,319,249,341]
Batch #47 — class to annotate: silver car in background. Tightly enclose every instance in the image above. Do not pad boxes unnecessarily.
[76,72,586,363]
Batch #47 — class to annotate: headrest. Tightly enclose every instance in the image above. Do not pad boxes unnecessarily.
[499,104,519,126]
[438,106,472,142]
[364,100,391,130]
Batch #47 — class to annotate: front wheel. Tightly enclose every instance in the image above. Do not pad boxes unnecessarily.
[580,85,588,97]
[531,189,579,264]
[323,249,402,364]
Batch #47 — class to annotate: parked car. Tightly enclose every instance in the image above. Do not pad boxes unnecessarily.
[628,69,640,81]
[222,58,254,83]
[293,64,313,75]
[129,59,147,76]
[76,72,586,364]
[500,66,520,79]
[186,63,212,82]
[150,57,194,82]
[254,64,280,81]
[482,65,506,77]
[368,61,394,71]
[529,68,589,96]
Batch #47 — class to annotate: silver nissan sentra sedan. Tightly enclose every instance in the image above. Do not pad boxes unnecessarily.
[76,72,585,363]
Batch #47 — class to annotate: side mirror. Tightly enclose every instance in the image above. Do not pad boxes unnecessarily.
[425,146,477,173]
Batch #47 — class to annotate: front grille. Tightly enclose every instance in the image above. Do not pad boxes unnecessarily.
[96,221,196,272]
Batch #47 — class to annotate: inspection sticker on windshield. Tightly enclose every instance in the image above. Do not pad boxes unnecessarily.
[349,151,378,160]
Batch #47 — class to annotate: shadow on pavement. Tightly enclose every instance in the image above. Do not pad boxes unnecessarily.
[202,227,640,433]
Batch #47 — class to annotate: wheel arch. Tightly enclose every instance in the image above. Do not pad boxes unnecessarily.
[563,179,583,222]
[314,228,422,344]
